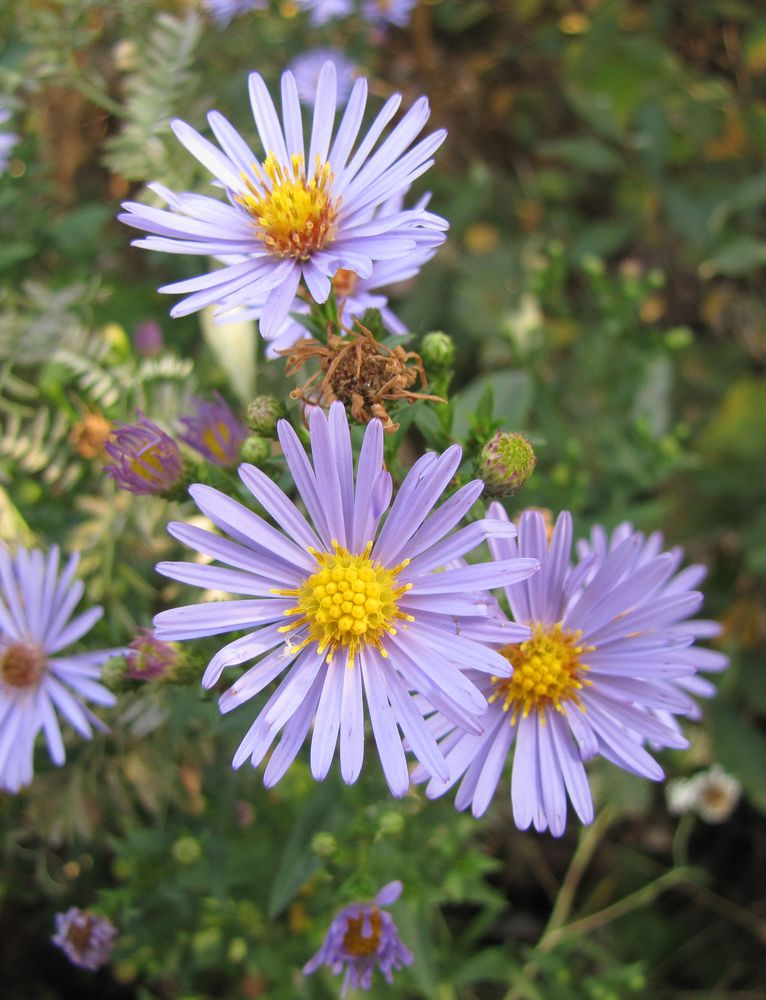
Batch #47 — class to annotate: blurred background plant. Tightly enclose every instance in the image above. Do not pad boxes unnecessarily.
[1,0,764,997]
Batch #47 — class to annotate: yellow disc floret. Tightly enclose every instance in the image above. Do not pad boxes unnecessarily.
[490,623,592,724]
[343,908,382,957]
[275,541,413,668]
[237,152,339,259]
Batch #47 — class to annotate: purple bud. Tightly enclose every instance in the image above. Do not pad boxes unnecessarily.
[104,413,183,495]
[125,628,179,681]
[133,320,164,357]
[178,393,247,468]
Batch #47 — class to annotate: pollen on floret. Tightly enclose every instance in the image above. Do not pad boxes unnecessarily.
[237,152,340,259]
[489,623,592,724]
[275,541,413,667]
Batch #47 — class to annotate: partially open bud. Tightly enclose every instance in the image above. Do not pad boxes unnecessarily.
[478,431,536,497]
[104,413,185,498]
[246,396,286,437]
[126,628,180,681]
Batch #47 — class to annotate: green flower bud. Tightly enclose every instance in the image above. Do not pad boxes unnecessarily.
[378,811,405,837]
[478,431,536,497]
[101,654,130,693]
[420,331,456,370]
[172,836,202,865]
[246,396,287,437]
[310,832,338,858]
[239,434,271,465]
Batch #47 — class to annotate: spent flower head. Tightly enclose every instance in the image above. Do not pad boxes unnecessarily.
[119,62,447,340]
[52,908,117,971]
[0,546,117,793]
[418,506,726,836]
[303,881,412,996]
[179,393,248,467]
[154,403,537,795]
[104,413,184,496]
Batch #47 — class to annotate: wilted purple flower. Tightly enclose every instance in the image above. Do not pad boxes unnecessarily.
[297,0,353,25]
[362,0,417,28]
[418,506,724,836]
[105,413,184,496]
[204,0,266,25]
[303,881,412,995]
[0,547,117,793]
[119,62,447,339]
[154,403,537,795]
[133,319,164,356]
[575,521,729,734]
[0,107,18,174]
[289,49,356,106]
[179,393,248,467]
[125,628,178,681]
[52,908,117,971]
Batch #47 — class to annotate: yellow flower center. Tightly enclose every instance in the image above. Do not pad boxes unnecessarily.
[0,641,47,689]
[490,623,592,724]
[276,541,413,667]
[130,444,167,484]
[202,421,235,464]
[237,153,339,259]
[343,908,382,957]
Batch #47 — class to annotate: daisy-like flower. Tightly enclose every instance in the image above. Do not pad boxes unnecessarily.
[419,505,719,836]
[303,880,412,995]
[297,0,354,25]
[179,392,248,467]
[362,0,417,29]
[576,521,729,733]
[289,49,356,107]
[240,191,440,355]
[0,546,117,793]
[118,62,448,339]
[203,0,267,26]
[154,403,537,795]
[104,413,184,496]
[52,908,117,971]
[0,106,19,174]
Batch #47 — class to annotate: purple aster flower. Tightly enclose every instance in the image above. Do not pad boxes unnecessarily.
[575,521,729,735]
[0,107,19,174]
[289,49,356,107]
[133,319,164,356]
[418,505,723,836]
[203,0,267,26]
[118,62,448,339]
[52,907,117,971]
[303,880,412,995]
[154,403,537,795]
[178,392,248,467]
[0,546,117,793]
[362,0,417,29]
[236,192,440,355]
[125,628,179,681]
[297,0,354,25]
[104,413,184,496]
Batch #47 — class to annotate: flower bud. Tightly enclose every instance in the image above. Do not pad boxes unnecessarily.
[478,431,536,497]
[125,628,179,681]
[104,413,185,497]
[246,396,286,437]
[420,331,455,370]
[240,434,271,465]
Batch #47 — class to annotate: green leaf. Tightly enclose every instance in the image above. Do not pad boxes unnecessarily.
[452,370,533,440]
[707,699,766,813]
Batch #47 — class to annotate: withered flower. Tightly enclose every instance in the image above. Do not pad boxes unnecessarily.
[283,325,443,433]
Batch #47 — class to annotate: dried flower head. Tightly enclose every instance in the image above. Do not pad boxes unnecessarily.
[284,325,443,432]
[70,412,112,459]
[52,908,117,971]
